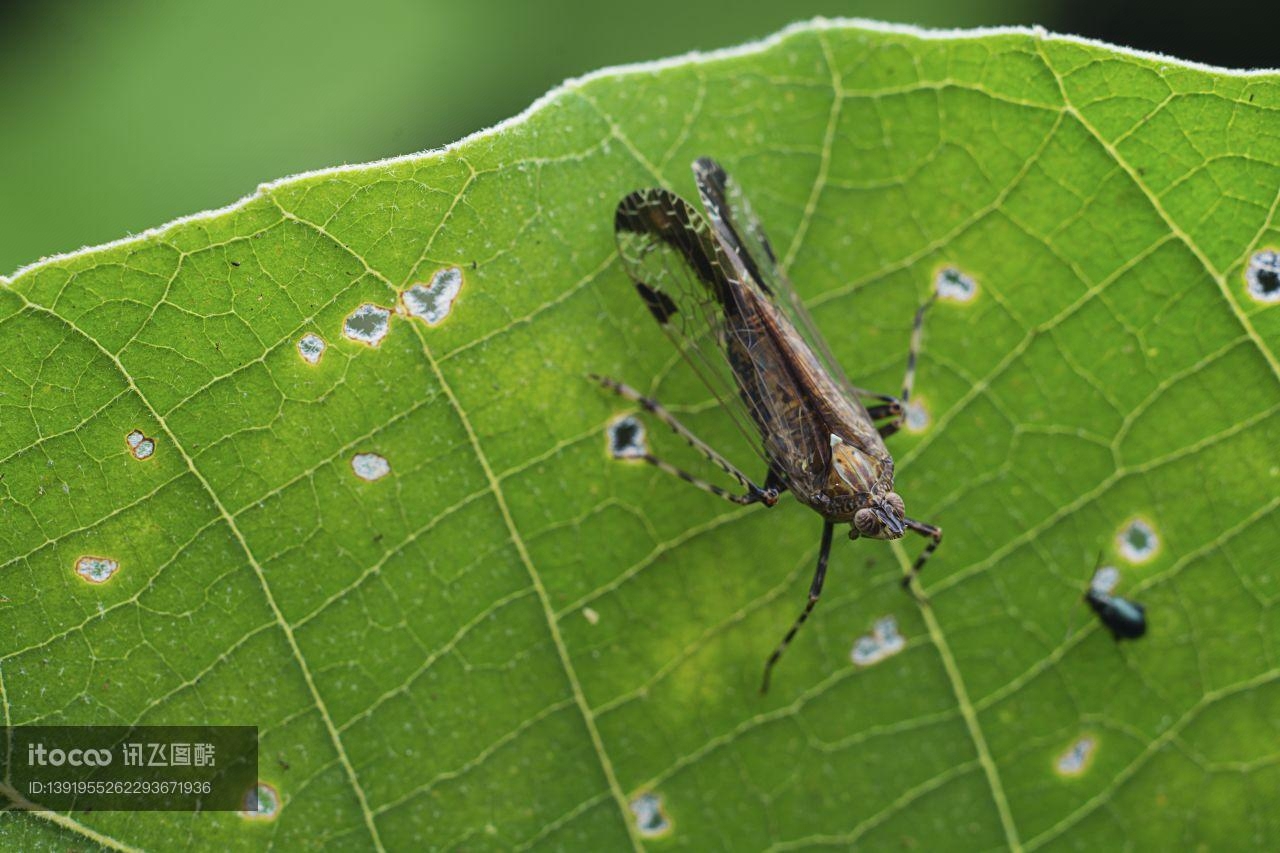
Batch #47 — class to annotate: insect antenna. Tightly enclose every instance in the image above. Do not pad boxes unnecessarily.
[1063,551,1106,642]
[761,521,835,694]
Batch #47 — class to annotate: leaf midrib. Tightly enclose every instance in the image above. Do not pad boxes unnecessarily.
[271,193,645,849]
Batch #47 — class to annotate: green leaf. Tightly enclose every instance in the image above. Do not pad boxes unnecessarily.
[2,19,1278,851]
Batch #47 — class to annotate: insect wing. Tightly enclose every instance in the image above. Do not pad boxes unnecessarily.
[692,157,866,408]
[614,189,767,461]
[614,188,829,494]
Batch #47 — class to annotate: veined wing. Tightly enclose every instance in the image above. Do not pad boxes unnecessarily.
[614,188,831,496]
[691,157,869,412]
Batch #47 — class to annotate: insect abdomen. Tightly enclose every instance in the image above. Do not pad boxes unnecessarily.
[1085,590,1147,640]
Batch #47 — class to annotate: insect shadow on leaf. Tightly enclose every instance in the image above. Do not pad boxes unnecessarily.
[593,157,942,693]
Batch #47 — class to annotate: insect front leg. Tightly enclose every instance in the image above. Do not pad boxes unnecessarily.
[590,374,779,506]
[900,517,942,595]
[760,520,835,694]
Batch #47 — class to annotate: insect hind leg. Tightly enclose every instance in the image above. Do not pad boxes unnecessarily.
[854,297,935,439]
[590,374,778,506]
[865,401,905,438]
[899,296,934,406]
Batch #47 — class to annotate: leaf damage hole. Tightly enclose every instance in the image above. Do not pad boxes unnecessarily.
[125,429,155,461]
[608,415,647,459]
[1055,735,1097,777]
[343,303,391,347]
[75,555,119,584]
[401,266,463,326]
[239,782,279,821]
[297,333,326,364]
[1117,517,1158,564]
[1090,564,1120,595]
[582,606,600,625]
[629,792,671,838]
[1245,249,1280,303]
[904,399,929,433]
[351,452,391,482]
[851,615,905,667]
[934,266,977,302]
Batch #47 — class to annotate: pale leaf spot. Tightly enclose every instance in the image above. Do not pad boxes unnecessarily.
[1055,735,1097,777]
[1117,517,1158,564]
[1090,565,1120,595]
[76,556,119,584]
[297,333,326,364]
[1245,249,1280,303]
[351,453,391,482]
[402,267,463,326]
[904,399,929,433]
[239,782,280,820]
[608,415,647,459]
[851,615,905,666]
[343,304,391,347]
[126,430,156,460]
[935,266,977,302]
[629,792,671,838]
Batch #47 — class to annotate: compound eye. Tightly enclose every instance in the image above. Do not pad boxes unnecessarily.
[853,508,881,537]
[884,492,905,518]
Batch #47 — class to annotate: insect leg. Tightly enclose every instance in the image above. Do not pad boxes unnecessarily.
[842,400,904,438]
[634,452,773,506]
[847,389,900,410]
[875,416,905,440]
[899,297,934,406]
[760,520,835,694]
[590,373,778,505]
[900,517,943,594]
[843,399,904,439]
[863,298,936,439]
[865,402,903,420]
[763,467,789,498]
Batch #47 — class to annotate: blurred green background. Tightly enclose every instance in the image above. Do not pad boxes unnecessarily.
[2,0,1269,275]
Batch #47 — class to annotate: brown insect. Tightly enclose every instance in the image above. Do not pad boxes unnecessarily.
[593,157,942,693]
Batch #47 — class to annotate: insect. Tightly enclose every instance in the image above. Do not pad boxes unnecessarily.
[593,157,942,693]
[1086,589,1147,640]
[1084,565,1147,641]
[1070,557,1147,642]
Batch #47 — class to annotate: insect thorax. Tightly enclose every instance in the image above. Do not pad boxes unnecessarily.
[805,472,895,526]
[810,492,864,523]
[813,434,892,517]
